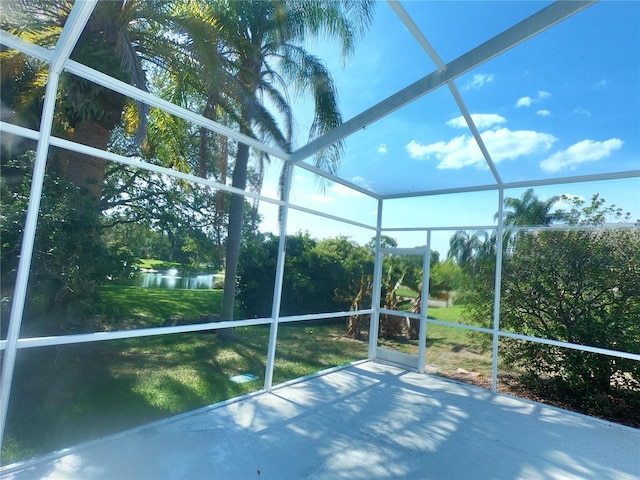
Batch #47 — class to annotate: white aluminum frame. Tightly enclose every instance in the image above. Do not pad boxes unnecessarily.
[1,0,639,454]
[0,0,99,448]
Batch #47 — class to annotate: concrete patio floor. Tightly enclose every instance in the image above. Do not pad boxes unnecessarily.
[2,360,639,479]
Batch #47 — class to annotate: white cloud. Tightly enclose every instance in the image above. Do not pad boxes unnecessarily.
[407,128,557,170]
[516,91,550,109]
[540,138,623,173]
[573,108,592,116]
[377,143,388,154]
[464,73,494,90]
[446,113,506,130]
[351,176,374,191]
[536,109,551,117]
[294,174,305,182]
[482,128,556,163]
[407,136,475,168]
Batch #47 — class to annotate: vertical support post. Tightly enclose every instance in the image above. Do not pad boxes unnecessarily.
[417,230,432,374]
[0,1,96,450]
[491,188,505,392]
[368,199,384,359]
[0,71,61,450]
[264,163,293,391]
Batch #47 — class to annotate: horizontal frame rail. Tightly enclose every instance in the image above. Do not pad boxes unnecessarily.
[380,247,429,255]
[0,121,376,231]
[0,29,288,161]
[369,309,640,363]
[0,121,280,205]
[284,202,377,232]
[425,319,640,362]
[380,170,640,200]
[276,309,373,324]
[379,308,420,320]
[381,223,639,233]
[498,331,640,362]
[0,309,373,351]
[3,314,636,362]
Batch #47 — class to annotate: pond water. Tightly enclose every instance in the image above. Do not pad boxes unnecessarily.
[134,268,223,290]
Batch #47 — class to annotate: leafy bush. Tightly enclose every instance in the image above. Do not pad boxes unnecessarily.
[1,168,136,332]
[236,232,374,319]
[463,194,640,409]
[500,227,640,394]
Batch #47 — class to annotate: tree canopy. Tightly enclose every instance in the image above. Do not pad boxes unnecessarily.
[1,1,376,331]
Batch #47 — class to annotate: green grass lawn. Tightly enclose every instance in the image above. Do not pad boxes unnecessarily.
[428,305,465,322]
[2,288,487,465]
[378,305,492,381]
[395,286,418,298]
[99,284,225,326]
[136,258,183,270]
[18,290,626,463]
[2,286,368,464]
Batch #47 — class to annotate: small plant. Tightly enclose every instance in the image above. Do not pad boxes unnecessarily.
[334,274,372,339]
[379,269,410,339]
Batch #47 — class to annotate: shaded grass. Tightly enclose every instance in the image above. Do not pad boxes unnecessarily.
[2,285,366,465]
[426,306,491,378]
[273,322,368,383]
[377,305,475,354]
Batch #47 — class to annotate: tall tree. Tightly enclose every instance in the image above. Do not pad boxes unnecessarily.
[497,188,561,227]
[493,188,562,249]
[0,0,210,318]
[447,230,488,267]
[204,0,375,334]
[1,0,173,199]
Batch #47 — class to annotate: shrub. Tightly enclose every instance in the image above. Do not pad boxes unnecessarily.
[236,232,374,319]
[463,194,640,409]
[1,169,135,332]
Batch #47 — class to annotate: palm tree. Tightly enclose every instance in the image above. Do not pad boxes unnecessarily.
[163,2,248,265]
[4,0,375,334]
[2,0,173,200]
[497,188,561,227]
[448,230,488,267]
[495,188,562,248]
[202,0,375,332]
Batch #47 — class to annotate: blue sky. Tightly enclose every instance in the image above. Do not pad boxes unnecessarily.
[259,1,640,257]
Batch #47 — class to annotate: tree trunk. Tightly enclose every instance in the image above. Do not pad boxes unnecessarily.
[218,141,250,340]
[48,148,69,180]
[198,126,210,178]
[64,119,110,201]
[214,135,228,257]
